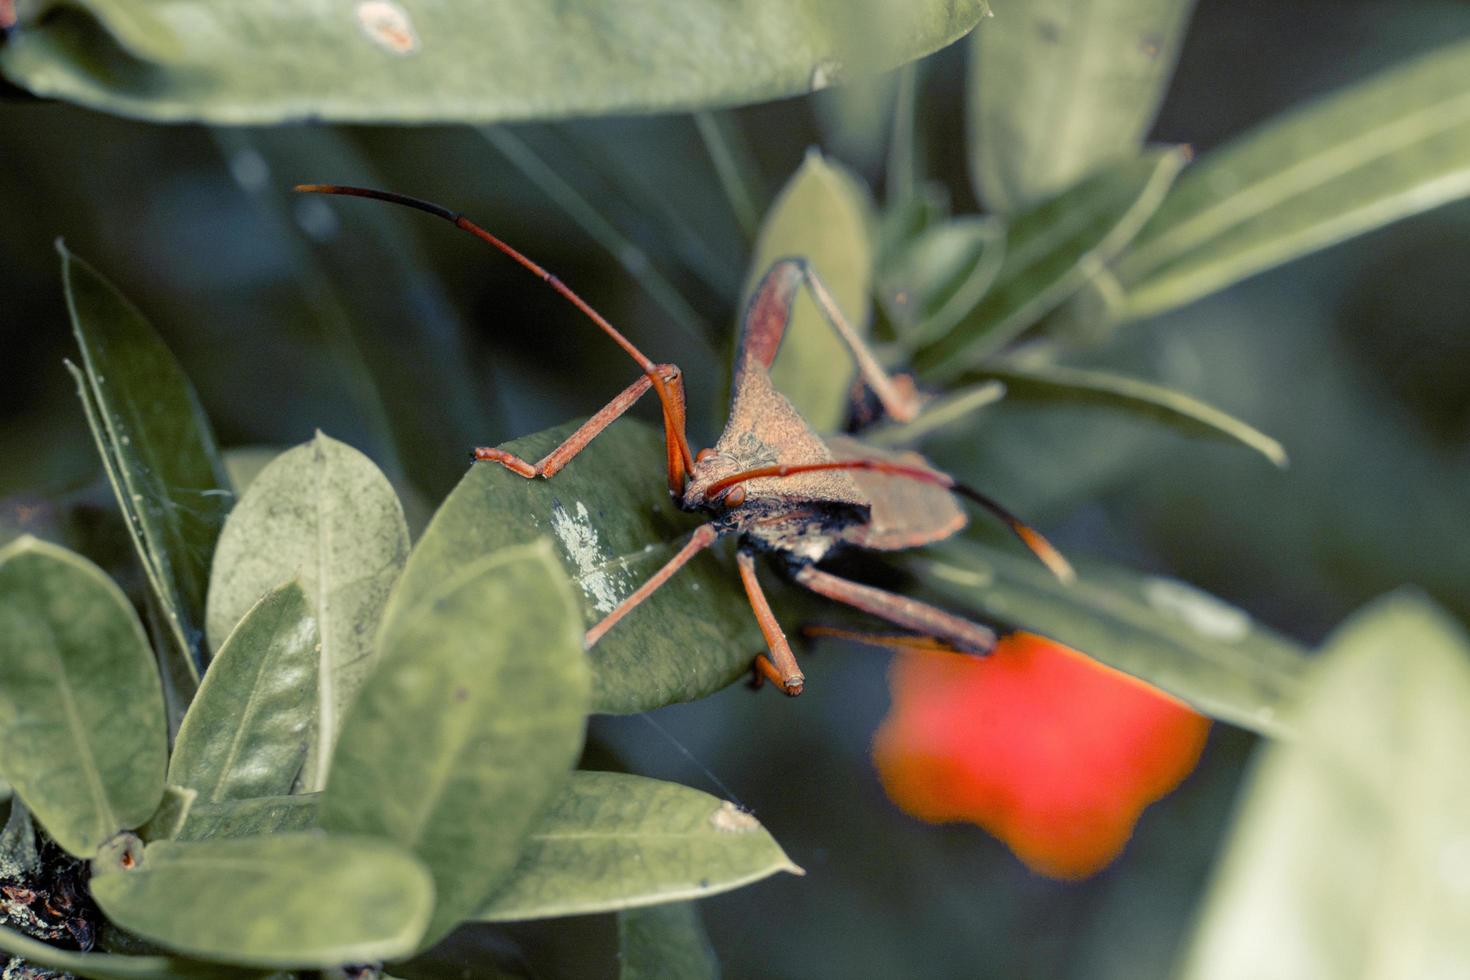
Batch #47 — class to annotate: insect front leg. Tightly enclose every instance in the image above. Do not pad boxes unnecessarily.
[474,362,692,494]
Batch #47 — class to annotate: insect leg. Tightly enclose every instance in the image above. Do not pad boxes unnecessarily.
[739,258,921,423]
[792,565,996,654]
[584,522,719,648]
[475,363,690,493]
[736,549,805,696]
[801,625,964,653]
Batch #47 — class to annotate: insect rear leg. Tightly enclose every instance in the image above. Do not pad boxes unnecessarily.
[736,549,805,696]
[740,258,922,423]
[792,565,996,654]
[474,363,691,493]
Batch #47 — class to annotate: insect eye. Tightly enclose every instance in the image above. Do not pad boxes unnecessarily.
[696,447,717,463]
[724,485,747,507]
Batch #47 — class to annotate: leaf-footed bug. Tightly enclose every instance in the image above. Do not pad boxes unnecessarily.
[295,184,1073,696]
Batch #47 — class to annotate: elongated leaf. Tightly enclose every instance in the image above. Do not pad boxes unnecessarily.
[477,771,801,921]
[0,537,166,857]
[1117,37,1470,320]
[0,1,985,124]
[969,0,1196,212]
[880,216,1006,347]
[325,539,589,947]
[619,903,720,980]
[387,419,760,714]
[966,362,1288,466]
[172,582,319,803]
[177,794,319,842]
[915,149,1186,379]
[61,245,233,678]
[1181,593,1470,980]
[910,539,1308,734]
[744,150,875,431]
[0,922,265,980]
[91,834,433,969]
[206,432,408,791]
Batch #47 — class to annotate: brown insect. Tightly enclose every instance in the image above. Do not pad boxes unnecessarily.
[295,184,1073,696]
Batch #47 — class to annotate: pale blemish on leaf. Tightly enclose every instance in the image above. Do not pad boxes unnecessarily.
[1143,577,1251,642]
[549,499,629,615]
[708,801,759,834]
[356,1,419,55]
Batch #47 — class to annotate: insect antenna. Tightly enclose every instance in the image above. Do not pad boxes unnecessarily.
[293,183,694,473]
[704,459,1076,583]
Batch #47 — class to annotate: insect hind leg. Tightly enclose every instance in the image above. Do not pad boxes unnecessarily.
[792,564,995,654]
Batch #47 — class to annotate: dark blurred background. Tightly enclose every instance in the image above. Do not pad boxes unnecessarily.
[4,0,1469,976]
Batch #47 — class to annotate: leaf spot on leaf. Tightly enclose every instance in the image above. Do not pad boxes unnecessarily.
[1142,577,1251,642]
[550,499,628,615]
[356,1,419,55]
[709,801,759,833]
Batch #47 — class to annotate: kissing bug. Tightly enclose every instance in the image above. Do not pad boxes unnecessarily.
[295,184,1073,696]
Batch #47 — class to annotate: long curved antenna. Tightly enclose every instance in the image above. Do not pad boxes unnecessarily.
[705,459,1075,584]
[294,183,695,476]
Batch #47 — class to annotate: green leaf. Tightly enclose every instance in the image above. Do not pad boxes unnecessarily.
[879,216,1006,347]
[138,785,197,843]
[743,150,875,431]
[968,0,1196,212]
[914,148,1187,379]
[910,539,1309,735]
[0,537,166,857]
[1116,37,1470,320]
[60,244,233,679]
[1180,593,1470,979]
[477,771,801,921]
[90,833,434,969]
[965,362,1288,467]
[172,582,319,803]
[176,794,319,842]
[0,0,986,124]
[0,922,266,980]
[325,539,590,947]
[206,432,408,791]
[619,902,720,980]
[388,419,760,714]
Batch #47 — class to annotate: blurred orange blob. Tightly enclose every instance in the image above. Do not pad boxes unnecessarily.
[872,632,1211,880]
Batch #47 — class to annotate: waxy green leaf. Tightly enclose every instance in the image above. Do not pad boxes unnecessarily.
[910,539,1309,735]
[1182,593,1470,979]
[0,1,986,124]
[966,362,1288,467]
[172,581,319,803]
[60,244,233,681]
[915,149,1186,379]
[326,539,589,947]
[0,922,266,980]
[744,150,876,431]
[206,432,408,791]
[177,794,319,842]
[0,537,166,857]
[388,419,761,714]
[880,216,1006,347]
[619,902,720,980]
[1116,37,1470,320]
[969,0,1196,212]
[477,771,801,921]
[90,834,434,969]
[138,785,197,843]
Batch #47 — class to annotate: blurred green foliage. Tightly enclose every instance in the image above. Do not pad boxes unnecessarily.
[3,0,1470,977]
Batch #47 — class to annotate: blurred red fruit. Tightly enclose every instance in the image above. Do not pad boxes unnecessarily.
[872,632,1211,880]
